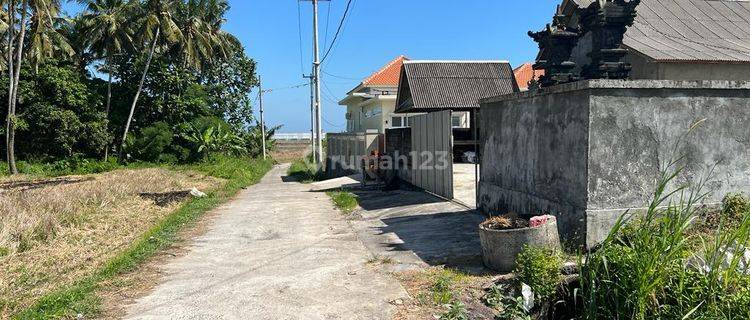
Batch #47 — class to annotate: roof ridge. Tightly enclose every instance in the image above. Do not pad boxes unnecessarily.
[405,60,510,64]
[361,55,409,86]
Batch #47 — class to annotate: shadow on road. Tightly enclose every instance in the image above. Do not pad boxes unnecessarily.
[378,209,485,271]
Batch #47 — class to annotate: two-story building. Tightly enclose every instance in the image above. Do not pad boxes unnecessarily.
[338,56,420,133]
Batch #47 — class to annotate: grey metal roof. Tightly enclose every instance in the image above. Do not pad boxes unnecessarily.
[395,61,518,113]
[624,0,750,63]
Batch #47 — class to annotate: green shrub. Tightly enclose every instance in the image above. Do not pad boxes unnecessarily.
[515,246,562,302]
[287,157,324,183]
[327,190,358,214]
[7,63,111,160]
[2,157,121,177]
[496,296,532,320]
[439,300,468,320]
[580,162,750,320]
[125,122,174,163]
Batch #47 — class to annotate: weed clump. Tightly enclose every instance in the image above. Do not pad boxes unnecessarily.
[579,164,750,320]
[515,246,563,302]
[287,157,324,183]
[326,189,358,214]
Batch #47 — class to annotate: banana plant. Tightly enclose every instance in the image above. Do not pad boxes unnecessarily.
[185,125,245,160]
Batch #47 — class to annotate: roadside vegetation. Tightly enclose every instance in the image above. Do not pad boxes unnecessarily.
[0,0,278,318]
[327,189,358,214]
[577,171,750,319]
[473,168,750,320]
[393,268,491,320]
[1,0,277,176]
[3,156,272,318]
[287,157,324,183]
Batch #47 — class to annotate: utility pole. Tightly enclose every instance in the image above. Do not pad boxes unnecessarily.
[312,0,324,164]
[304,74,315,156]
[259,77,266,160]
[302,0,328,164]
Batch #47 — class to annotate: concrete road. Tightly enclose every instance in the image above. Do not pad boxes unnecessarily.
[125,164,407,320]
[453,163,478,209]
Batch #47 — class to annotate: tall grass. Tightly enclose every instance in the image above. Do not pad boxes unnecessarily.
[579,160,750,319]
[287,156,324,183]
[0,158,122,178]
[13,156,273,319]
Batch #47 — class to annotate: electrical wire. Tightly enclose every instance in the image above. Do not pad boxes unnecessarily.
[319,0,353,64]
[320,81,341,102]
[323,115,344,128]
[296,0,305,75]
[321,69,361,80]
[261,82,310,93]
[323,1,331,49]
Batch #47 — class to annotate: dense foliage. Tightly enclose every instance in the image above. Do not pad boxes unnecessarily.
[580,167,750,320]
[1,63,110,160]
[1,0,274,170]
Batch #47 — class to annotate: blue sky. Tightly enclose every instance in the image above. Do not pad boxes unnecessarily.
[64,0,561,133]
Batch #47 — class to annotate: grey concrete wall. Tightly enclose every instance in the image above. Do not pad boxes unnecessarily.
[479,80,750,248]
[479,88,591,245]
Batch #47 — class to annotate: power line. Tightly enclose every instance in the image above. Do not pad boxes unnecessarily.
[261,82,310,93]
[296,0,305,75]
[321,69,361,80]
[321,81,341,103]
[323,115,344,128]
[319,0,353,64]
[323,1,331,49]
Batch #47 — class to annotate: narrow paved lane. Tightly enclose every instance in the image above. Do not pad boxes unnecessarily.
[125,164,407,320]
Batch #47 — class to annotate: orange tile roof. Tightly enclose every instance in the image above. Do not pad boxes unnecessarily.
[361,55,409,87]
[513,63,545,90]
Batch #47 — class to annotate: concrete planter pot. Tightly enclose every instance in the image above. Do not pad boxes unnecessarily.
[479,220,561,273]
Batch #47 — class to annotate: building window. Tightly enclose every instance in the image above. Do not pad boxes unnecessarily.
[364,106,382,118]
[452,115,462,128]
[390,115,411,128]
[452,112,470,128]
[391,116,403,128]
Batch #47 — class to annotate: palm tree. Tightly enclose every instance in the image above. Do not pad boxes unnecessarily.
[5,0,30,175]
[119,0,181,157]
[27,0,75,73]
[0,6,10,72]
[4,0,69,174]
[77,0,135,159]
[174,0,232,70]
[78,0,134,115]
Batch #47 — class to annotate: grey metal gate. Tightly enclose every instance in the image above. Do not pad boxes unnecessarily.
[407,110,454,199]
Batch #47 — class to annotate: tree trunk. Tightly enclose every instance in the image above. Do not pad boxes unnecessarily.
[119,27,160,159]
[104,54,113,161]
[6,0,16,174]
[7,0,28,175]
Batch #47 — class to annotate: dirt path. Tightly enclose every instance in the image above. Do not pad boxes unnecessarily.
[124,164,407,319]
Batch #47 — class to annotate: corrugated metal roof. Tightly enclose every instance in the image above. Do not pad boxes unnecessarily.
[395,61,518,113]
[624,0,750,63]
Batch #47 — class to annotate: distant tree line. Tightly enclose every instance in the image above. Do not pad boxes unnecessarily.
[0,0,276,174]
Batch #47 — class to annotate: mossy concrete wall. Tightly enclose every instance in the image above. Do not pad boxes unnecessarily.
[478,80,750,248]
